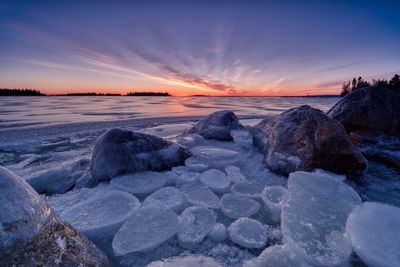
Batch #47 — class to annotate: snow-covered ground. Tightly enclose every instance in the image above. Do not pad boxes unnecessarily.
[1,98,400,266]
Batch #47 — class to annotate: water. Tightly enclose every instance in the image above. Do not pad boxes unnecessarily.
[0,96,338,130]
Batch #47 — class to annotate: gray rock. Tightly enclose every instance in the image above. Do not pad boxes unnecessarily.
[251,105,367,176]
[328,86,400,136]
[91,128,190,184]
[188,110,245,141]
[0,166,110,267]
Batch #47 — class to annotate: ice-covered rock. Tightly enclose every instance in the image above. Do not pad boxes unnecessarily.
[346,202,400,267]
[26,157,90,195]
[177,206,217,248]
[261,185,287,224]
[228,217,268,249]
[231,181,264,198]
[231,129,253,149]
[251,105,367,176]
[200,169,232,193]
[180,182,220,209]
[60,190,140,238]
[143,186,184,212]
[110,171,166,196]
[91,128,190,184]
[174,172,201,186]
[328,86,400,136]
[112,206,179,255]
[188,110,245,141]
[208,223,227,242]
[243,245,310,267]
[191,146,241,168]
[225,165,248,183]
[220,194,260,219]
[282,171,361,266]
[0,166,110,266]
[148,255,223,267]
[185,157,210,172]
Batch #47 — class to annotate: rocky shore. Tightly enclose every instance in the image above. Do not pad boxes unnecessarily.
[1,86,400,267]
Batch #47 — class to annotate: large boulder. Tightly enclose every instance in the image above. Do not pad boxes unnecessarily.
[0,166,110,266]
[328,86,400,136]
[188,110,245,141]
[251,105,367,176]
[91,128,190,184]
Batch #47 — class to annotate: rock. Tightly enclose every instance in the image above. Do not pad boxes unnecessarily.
[188,110,245,141]
[148,255,223,267]
[346,202,400,267]
[251,105,367,176]
[0,166,110,266]
[91,128,190,184]
[261,185,287,224]
[281,171,361,266]
[60,190,140,239]
[177,206,217,248]
[220,194,260,219]
[112,206,179,255]
[180,182,220,209]
[228,218,268,249]
[200,169,232,193]
[328,86,400,136]
[143,186,184,212]
[110,171,166,196]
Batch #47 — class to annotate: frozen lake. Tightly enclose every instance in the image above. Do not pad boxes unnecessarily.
[0,96,338,130]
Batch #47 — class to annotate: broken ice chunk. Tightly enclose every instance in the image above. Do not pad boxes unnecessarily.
[208,223,227,243]
[191,146,240,168]
[261,185,287,224]
[231,181,264,198]
[143,186,184,212]
[228,217,268,249]
[200,169,232,193]
[225,165,248,183]
[110,171,166,196]
[112,206,179,255]
[220,193,260,219]
[148,255,223,267]
[180,182,220,209]
[177,206,217,248]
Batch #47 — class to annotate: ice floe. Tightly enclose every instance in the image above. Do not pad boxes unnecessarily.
[346,202,400,267]
[200,169,232,193]
[231,181,264,198]
[180,182,220,209]
[112,206,179,255]
[191,146,241,168]
[110,171,166,196]
[177,206,217,248]
[228,217,268,249]
[220,194,260,219]
[143,186,184,212]
[147,255,223,267]
[261,185,287,224]
[208,223,227,243]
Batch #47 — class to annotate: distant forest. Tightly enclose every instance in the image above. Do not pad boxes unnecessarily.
[0,88,46,96]
[0,89,171,97]
[340,74,400,96]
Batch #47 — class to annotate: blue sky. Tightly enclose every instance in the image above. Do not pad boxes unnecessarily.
[0,0,399,95]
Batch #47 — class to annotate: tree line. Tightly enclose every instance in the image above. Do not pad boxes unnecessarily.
[340,74,400,96]
[0,88,45,96]
[0,89,172,96]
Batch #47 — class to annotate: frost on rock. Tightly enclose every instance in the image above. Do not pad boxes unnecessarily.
[282,171,361,266]
[177,206,217,248]
[26,158,90,195]
[225,166,247,183]
[185,157,209,172]
[174,172,200,186]
[243,245,310,267]
[112,206,179,255]
[231,181,264,198]
[191,146,241,168]
[60,190,140,238]
[110,171,166,196]
[180,182,220,209]
[228,218,268,249]
[143,187,184,212]
[261,185,287,224]
[346,202,400,267]
[231,129,253,149]
[220,194,260,219]
[200,169,232,193]
[208,223,227,242]
[148,255,223,267]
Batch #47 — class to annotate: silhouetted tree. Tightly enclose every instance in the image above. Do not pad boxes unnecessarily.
[341,74,400,96]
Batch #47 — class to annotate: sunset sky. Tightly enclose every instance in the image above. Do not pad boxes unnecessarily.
[0,0,399,96]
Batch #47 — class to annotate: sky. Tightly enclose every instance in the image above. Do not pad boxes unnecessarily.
[0,0,399,96]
